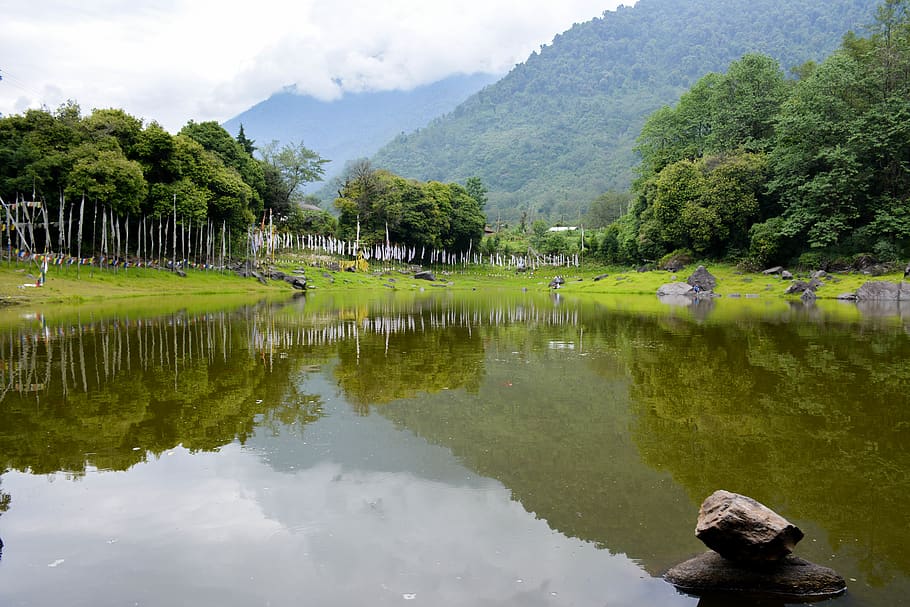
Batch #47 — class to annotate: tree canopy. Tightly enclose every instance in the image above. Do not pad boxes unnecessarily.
[602,0,910,266]
[334,162,485,252]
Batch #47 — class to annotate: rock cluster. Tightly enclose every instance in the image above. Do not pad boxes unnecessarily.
[657,266,718,300]
[687,265,717,291]
[665,490,845,600]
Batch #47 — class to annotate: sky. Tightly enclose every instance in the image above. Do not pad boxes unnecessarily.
[0,1,632,132]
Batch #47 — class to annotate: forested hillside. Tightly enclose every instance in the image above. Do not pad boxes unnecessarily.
[371,0,879,222]
[224,73,497,187]
[606,0,910,267]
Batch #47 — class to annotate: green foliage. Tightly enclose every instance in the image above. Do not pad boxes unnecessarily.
[258,140,329,216]
[0,312,327,477]
[66,147,148,215]
[634,153,767,258]
[0,104,275,245]
[334,163,484,252]
[748,216,790,266]
[372,0,878,222]
[464,176,488,210]
[180,120,266,213]
[769,1,910,254]
[624,2,910,266]
[585,191,631,228]
[282,205,337,236]
[235,123,256,156]
[530,219,549,250]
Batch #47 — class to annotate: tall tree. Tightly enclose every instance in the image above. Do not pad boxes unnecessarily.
[258,140,329,216]
[464,176,488,210]
[236,124,256,156]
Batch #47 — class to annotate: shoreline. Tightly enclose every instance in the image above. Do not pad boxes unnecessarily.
[1,261,905,308]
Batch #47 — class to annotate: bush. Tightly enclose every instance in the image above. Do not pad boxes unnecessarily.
[796,250,829,271]
[658,248,693,270]
[873,239,901,263]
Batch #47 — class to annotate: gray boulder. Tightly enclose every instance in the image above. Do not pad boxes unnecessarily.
[781,270,794,280]
[593,273,609,282]
[687,265,717,291]
[784,280,810,295]
[549,275,565,289]
[696,490,804,562]
[665,551,846,599]
[414,270,436,281]
[762,266,784,275]
[856,281,901,300]
[837,293,858,301]
[657,282,694,297]
[811,270,828,279]
[284,276,307,290]
[800,289,817,303]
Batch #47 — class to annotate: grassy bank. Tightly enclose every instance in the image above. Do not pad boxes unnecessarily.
[1,257,904,309]
[292,260,903,299]
[0,263,288,307]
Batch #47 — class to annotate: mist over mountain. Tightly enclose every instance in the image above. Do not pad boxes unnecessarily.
[223,72,498,189]
[370,0,880,222]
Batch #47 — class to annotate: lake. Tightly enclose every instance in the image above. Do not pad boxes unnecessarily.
[0,290,908,606]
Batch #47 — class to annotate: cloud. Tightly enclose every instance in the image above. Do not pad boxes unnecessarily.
[0,1,630,132]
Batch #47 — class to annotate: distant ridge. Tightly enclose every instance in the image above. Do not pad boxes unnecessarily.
[223,72,499,189]
[370,0,880,221]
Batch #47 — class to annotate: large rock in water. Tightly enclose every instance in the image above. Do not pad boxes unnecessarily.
[687,265,717,291]
[665,552,846,599]
[666,490,845,600]
[696,490,804,562]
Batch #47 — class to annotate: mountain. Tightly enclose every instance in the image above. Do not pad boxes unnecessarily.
[222,72,498,189]
[370,0,880,222]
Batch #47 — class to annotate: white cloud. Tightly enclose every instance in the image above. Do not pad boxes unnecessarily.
[0,0,632,132]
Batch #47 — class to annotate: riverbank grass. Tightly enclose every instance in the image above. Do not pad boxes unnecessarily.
[1,259,904,307]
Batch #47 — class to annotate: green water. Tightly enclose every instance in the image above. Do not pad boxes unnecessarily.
[0,291,907,606]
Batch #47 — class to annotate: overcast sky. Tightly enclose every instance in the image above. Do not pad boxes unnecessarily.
[0,1,633,132]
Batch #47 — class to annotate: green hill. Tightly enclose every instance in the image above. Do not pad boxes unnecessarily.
[371,0,880,223]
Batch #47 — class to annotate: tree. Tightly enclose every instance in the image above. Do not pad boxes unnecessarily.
[170,135,255,228]
[706,54,789,153]
[66,145,148,216]
[81,108,143,156]
[258,140,329,216]
[180,120,265,213]
[133,121,177,184]
[585,191,631,228]
[334,166,484,251]
[464,176,488,209]
[236,124,256,156]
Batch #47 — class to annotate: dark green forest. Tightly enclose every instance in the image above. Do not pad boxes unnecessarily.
[604,0,910,266]
[371,0,880,223]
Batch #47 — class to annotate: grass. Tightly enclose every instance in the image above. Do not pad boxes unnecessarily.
[1,255,904,312]
[0,262,288,307]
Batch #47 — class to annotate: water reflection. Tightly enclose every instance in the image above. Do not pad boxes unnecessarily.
[0,306,324,475]
[0,293,907,606]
